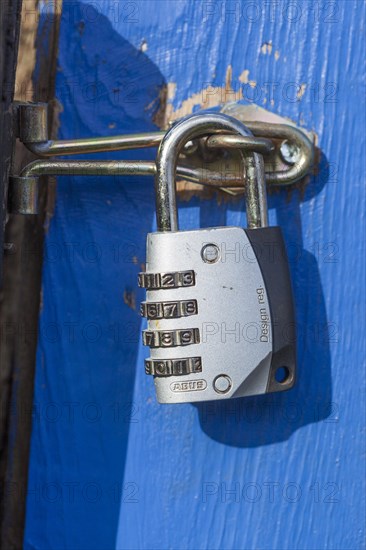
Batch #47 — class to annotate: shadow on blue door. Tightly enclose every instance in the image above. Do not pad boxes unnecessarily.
[195,156,334,446]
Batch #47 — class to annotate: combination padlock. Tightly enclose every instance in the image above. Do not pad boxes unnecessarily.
[138,113,296,403]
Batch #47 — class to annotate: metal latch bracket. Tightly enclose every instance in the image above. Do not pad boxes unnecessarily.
[9,102,316,215]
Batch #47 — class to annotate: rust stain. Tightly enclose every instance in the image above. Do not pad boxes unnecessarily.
[152,84,169,128]
[123,290,136,310]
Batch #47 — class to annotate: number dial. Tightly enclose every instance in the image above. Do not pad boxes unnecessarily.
[142,328,200,348]
[138,270,195,289]
[145,357,202,376]
[140,299,198,319]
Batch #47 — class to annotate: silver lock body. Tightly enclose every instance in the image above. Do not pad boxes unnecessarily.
[142,227,272,403]
[141,225,296,404]
[139,112,296,404]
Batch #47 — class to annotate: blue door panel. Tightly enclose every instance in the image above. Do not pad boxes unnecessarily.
[24,2,365,549]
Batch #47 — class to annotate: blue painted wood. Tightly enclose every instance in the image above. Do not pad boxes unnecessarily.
[24,1,365,549]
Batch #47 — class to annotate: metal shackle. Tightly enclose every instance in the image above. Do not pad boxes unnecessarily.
[155,112,268,231]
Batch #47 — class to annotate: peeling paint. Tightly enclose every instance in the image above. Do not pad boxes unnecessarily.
[239,69,250,84]
[297,83,307,100]
[260,41,273,55]
[154,71,315,202]
[155,65,241,129]
[140,39,148,52]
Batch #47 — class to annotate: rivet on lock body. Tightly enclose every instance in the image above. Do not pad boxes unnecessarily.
[138,113,296,404]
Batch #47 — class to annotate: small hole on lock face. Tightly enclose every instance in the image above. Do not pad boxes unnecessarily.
[275,366,291,384]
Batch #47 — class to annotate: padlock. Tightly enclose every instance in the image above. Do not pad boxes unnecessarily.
[138,113,296,403]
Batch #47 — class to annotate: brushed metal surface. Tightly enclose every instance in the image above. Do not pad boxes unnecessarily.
[144,227,272,403]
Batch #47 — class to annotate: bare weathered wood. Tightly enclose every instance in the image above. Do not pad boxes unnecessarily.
[0,0,23,270]
[0,1,61,546]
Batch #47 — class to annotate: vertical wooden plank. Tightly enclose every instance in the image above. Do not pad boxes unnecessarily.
[0,0,23,545]
[0,0,22,244]
[0,0,22,267]
[0,1,61,547]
